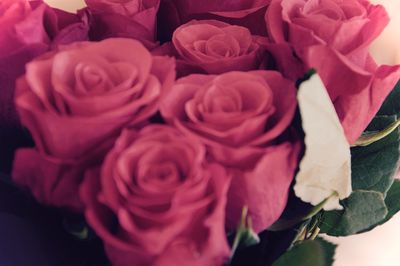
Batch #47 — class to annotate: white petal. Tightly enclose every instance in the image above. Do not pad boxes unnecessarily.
[295,74,352,210]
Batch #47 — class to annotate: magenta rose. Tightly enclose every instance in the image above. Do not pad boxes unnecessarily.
[158,0,270,41]
[171,20,265,74]
[81,125,231,266]
[161,71,300,232]
[0,0,89,172]
[266,0,400,143]
[12,38,175,210]
[85,0,160,47]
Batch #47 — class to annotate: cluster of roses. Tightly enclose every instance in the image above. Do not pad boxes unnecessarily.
[1,0,399,265]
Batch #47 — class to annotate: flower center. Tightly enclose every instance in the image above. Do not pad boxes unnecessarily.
[145,162,180,186]
[75,63,113,95]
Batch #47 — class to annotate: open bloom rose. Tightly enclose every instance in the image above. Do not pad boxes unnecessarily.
[158,0,270,41]
[81,125,230,266]
[172,20,264,74]
[0,0,89,172]
[266,0,400,143]
[12,38,175,210]
[161,71,300,232]
[85,0,160,46]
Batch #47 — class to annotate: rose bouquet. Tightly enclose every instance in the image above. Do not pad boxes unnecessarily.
[1,0,400,265]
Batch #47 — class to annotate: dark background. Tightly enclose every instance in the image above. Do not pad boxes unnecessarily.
[0,173,108,266]
[0,172,301,266]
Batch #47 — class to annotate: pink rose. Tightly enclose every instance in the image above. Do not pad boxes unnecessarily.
[0,0,89,172]
[80,125,230,266]
[158,0,270,41]
[266,0,400,143]
[161,71,300,232]
[0,0,30,33]
[172,20,265,74]
[85,0,160,47]
[12,38,175,210]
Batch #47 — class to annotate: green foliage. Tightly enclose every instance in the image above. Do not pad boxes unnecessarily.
[237,81,400,265]
[378,180,400,225]
[321,80,400,237]
[377,80,400,116]
[319,191,387,236]
[351,115,400,195]
[272,238,336,266]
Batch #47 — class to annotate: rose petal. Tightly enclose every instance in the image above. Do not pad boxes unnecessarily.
[295,74,352,210]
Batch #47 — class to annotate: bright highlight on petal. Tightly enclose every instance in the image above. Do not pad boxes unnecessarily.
[295,74,352,210]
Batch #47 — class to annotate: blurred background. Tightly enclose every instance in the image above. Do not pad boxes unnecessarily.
[43,1,400,265]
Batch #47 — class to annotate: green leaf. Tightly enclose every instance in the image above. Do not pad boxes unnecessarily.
[319,190,388,236]
[322,81,400,237]
[351,115,400,195]
[352,119,400,147]
[377,80,400,116]
[378,180,400,225]
[272,238,336,266]
[350,80,400,195]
